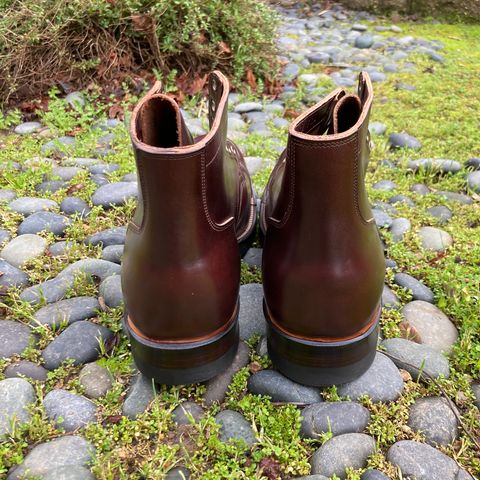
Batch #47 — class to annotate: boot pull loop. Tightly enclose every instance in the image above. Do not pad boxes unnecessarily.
[145,80,163,97]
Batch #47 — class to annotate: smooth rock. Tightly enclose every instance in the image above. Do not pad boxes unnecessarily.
[14,122,42,135]
[51,166,83,181]
[4,361,48,381]
[472,384,480,408]
[390,218,411,242]
[234,102,263,113]
[393,273,434,303]
[215,410,256,446]
[8,197,58,216]
[355,35,374,49]
[301,401,370,438]
[65,91,85,108]
[88,163,119,175]
[0,378,36,437]
[310,433,376,478]
[172,401,204,425]
[389,133,421,150]
[204,342,250,406]
[99,275,123,308]
[92,182,138,208]
[17,211,71,236]
[382,284,400,309]
[248,369,321,403]
[427,205,452,224]
[165,466,191,480]
[44,389,97,431]
[61,197,91,216]
[238,283,265,340]
[337,353,404,402]
[466,157,480,170]
[411,183,430,195]
[382,338,450,379]
[7,435,95,480]
[401,301,458,353]
[418,226,453,252]
[79,363,113,398]
[242,247,262,267]
[42,321,114,370]
[34,296,100,327]
[435,190,473,204]
[361,470,390,480]
[0,259,29,291]
[36,180,66,193]
[0,320,37,359]
[372,209,393,228]
[42,466,96,480]
[0,229,11,244]
[408,397,458,446]
[387,440,470,480]
[49,241,74,256]
[467,171,480,193]
[101,244,123,264]
[408,158,461,174]
[85,226,127,247]
[369,122,386,135]
[373,180,397,191]
[245,157,267,175]
[122,374,156,419]
[0,189,17,203]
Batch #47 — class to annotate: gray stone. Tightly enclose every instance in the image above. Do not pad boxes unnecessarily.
[372,209,393,228]
[42,320,114,370]
[34,296,100,327]
[337,352,404,402]
[355,35,374,49]
[61,197,91,216]
[92,182,138,208]
[466,157,480,170]
[248,369,321,403]
[49,241,74,256]
[215,410,256,446]
[42,466,96,480]
[435,190,473,205]
[85,226,127,247]
[79,363,113,398]
[402,301,458,353]
[7,435,95,480]
[64,158,97,168]
[390,218,411,242]
[52,166,83,181]
[245,157,268,175]
[8,197,58,216]
[99,275,123,308]
[204,342,250,406]
[0,320,37,359]
[467,171,480,193]
[243,247,262,267]
[408,397,458,446]
[427,206,452,224]
[66,91,86,108]
[35,179,67,194]
[393,273,434,303]
[18,211,71,236]
[382,284,400,309]
[307,52,330,64]
[172,401,204,425]
[0,259,29,291]
[0,378,36,437]
[373,180,397,191]
[238,283,265,340]
[234,102,263,113]
[301,401,370,439]
[352,23,368,31]
[387,440,470,480]
[418,226,453,252]
[4,361,48,381]
[282,63,301,81]
[0,229,11,244]
[14,122,42,135]
[44,389,97,431]
[411,183,430,195]
[91,173,109,186]
[472,384,480,408]
[310,433,376,478]
[389,133,421,150]
[101,244,123,264]
[122,374,156,419]
[122,172,137,182]
[382,338,450,379]
[0,189,17,203]
[41,136,76,155]
[370,71,387,82]
[361,470,390,480]
[165,466,191,480]
[88,163,119,175]
[389,194,415,207]
[408,158,462,174]
[369,122,386,135]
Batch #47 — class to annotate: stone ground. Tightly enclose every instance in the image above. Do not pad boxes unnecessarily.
[0,3,479,480]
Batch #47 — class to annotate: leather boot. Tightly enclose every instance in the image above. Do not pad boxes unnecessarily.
[260,72,385,386]
[122,71,256,384]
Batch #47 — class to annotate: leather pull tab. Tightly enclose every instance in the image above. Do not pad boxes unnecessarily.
[332,94,362,134]
[146,80,163,97]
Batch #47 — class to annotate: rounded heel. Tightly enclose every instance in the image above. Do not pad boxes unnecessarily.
[123,314,239,385]
[265,303,380,387]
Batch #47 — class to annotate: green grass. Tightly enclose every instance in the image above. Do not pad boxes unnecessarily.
[0,19,479,480]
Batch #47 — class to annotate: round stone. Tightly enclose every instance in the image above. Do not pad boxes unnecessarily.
[35,180,67,194]
[310,433,376,478]
[172,401,204,425]
[88,163,119,175]
[7,435,95,480]
[390,218,411,243]
[234,102,263,113]
[42,466,96,480]
[0,259,29,292]
[301,401,370,438]
[389,194,415,207]
[79,363,113,398]
[8,197,58,216]
[411,184,430,195]
[122,374,156,419]
[361,470,390,480]
[165,466,191,480]
[99,275,123,308]
[85,226,127,247]
[381,338,450,380]
[388,133,421,150]
[369,122,386,135]
[466,157,480,170]
[355,35,374,49]
[387,440,471,480]
[435,190,473,205]
[1,234,47,267]
[336,352,404,402]
[51,166,83,181]
[408,397,458,446]
[393,273,434,303]
[245,157,268,176]
[42,320,115,370]
[0,378,36,437]
[373,180,397,191]
[48,241,74,256]
[4,361,48,381]
[17,211,71,236]
[215,410,256,447]
[238,283,266,340]
[92,182,138,208]
[60,197,91,217]
[418,226,453,252]
[122,172,138,182]
[65,91,85,108]
[44,389,97,432]
[101,244,124,264]
[401,301,458,353]
[0,320,37,359]
[427,206,452,224]
[248,370,322,404]
[467,171,480,193]
[382,285,400,309]
[472,384,480,408]
[0,189,17,203]
[408,159,462,174]
[14,122,42,135]
[372,209,393,228]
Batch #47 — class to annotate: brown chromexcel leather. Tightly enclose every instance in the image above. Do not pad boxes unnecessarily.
[261,72,385,343]
[123,71,256,345]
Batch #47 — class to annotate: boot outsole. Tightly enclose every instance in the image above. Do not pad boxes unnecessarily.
[264,301,380,387]
[123,311,239,385]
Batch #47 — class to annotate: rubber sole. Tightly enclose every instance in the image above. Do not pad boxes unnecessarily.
[265,302,380,386]
[123,311,239,385]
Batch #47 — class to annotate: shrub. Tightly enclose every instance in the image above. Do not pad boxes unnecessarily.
[0,0,279,103]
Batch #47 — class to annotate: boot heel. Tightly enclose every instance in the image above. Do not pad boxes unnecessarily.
[264,301,380,387]
[123,312,239,385]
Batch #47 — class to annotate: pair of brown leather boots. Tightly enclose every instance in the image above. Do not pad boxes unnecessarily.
[122,71,385,387]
